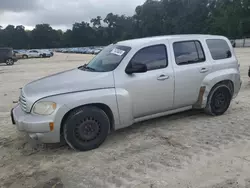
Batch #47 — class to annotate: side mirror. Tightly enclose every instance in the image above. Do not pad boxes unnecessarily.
[125,63,147,74]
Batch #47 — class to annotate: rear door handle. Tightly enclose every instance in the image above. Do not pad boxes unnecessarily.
[157,75,169,81]
[200,68,209,73]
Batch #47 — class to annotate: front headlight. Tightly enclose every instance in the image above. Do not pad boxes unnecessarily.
[32,101,57,115]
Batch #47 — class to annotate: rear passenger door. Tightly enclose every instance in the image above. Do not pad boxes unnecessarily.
[171,40,212,108]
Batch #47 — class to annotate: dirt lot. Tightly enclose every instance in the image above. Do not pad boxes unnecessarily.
[0,50,250,188]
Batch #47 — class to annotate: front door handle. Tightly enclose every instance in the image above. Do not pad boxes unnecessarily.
[157,75,169,81]
[200,68,209,73]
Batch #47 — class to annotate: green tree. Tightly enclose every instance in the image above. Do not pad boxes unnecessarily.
[0,0,250,48]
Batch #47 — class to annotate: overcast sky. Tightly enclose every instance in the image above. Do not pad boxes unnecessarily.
[0,0,145,30]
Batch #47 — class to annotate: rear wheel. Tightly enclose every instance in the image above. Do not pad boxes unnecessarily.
[205,84,232,116]
[63,106,110,151]
[22,55,28,59]
[5,58,14,65]
[39,54,43,58]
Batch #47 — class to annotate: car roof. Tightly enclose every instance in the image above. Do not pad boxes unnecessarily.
[116,34,227,48]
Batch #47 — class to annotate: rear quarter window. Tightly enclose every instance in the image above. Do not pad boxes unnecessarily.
[206,39,232,60]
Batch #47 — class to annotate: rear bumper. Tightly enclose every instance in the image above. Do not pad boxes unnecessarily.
[11,105,60,143]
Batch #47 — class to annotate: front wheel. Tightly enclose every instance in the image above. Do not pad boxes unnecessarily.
[5,58,14,65]
[63,106,110,151]
[205,84,232,116]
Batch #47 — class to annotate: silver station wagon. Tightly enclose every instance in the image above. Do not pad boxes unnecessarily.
[11,35,242,151]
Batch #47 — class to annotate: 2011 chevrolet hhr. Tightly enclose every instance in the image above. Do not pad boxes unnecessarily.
[11,35,242,151]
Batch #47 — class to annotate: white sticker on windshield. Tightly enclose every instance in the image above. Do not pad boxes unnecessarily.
[111,48,125,56]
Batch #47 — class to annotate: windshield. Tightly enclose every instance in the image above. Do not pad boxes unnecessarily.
[81,44,131,72]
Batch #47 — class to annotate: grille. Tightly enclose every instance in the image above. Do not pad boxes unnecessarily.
[19,93,27,112]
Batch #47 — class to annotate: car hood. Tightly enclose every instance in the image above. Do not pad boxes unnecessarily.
[23,68,115,101]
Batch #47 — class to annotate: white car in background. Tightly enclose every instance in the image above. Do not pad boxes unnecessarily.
[22,50,42,58]
[40,50,53,57]
[22,50,52,59]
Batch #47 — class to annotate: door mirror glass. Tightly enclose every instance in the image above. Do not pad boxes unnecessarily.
[125,63,147,74]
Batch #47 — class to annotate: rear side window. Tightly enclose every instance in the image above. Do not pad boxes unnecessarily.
[206,39,232,60]
[173,41,205,65]
[130,45,168,71]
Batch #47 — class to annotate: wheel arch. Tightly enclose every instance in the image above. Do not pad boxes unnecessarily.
[210,80,234,95]
[194,79,234,109]
[60,103,115,138]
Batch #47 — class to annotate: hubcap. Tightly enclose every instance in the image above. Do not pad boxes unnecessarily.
[6,59,13,65]
[214,92,226,109]
[74,117,101,142]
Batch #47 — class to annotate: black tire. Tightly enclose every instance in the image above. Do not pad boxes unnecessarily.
[39,54,43,58]
[22,55,28,59]
[204,84,232,116]
[63,106,110,151]
[5,58,14,65]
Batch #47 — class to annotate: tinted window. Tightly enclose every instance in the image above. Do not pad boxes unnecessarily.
[206,39,232,60]
[130,45,167,71]
[173,41,205,65]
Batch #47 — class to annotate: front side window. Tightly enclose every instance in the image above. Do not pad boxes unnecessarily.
[173,40,205,65]
[129,45,168,71]
[81,44,131,72]
[206,39,232,60]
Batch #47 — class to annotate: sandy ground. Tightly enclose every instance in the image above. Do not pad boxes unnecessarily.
[0,50,250,188]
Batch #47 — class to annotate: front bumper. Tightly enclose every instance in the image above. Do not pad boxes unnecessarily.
[11,104,60,143]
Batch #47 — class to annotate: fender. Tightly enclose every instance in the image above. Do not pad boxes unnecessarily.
[41,88,120,134]
[195,68,241,108]
[115,88,134,129]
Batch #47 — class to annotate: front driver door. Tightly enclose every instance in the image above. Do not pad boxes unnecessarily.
[116,44,174,119]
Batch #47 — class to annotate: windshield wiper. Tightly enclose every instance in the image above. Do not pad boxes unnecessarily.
[84,66,97,72]
[78,64,97,72]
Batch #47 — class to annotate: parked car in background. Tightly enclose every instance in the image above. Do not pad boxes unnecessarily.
[40,50,53,57]
[93,49,101,54]
[0,48,17,65]
[13,50,24,59]
[11,35,241,151]
[22,50,52,58]
[22,50,42,58]
[50,51,54,56]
